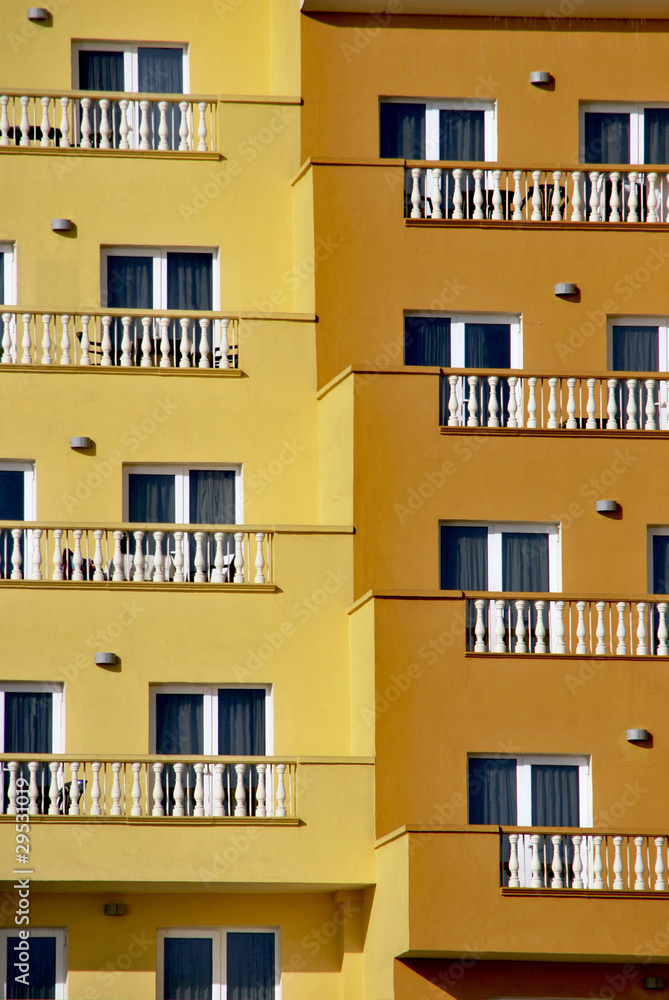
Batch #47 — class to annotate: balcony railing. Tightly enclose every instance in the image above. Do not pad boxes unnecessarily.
[0,90,217,153]
[0,755,295,818]
[0,524,271,585]
[439,371,668,430]
[0,308,238,369]
[504,829,668,891]
[406,164,669,223]
[466,594,668,655]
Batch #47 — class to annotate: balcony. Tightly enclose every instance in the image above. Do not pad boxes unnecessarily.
[504,829,669,892]
[0,90,217,154]
[0,524,272,586]
[406,163,669,224]
[1,755,295,819]
[465,594,668,656]
[439,371,669,431]
[0,308,239,370]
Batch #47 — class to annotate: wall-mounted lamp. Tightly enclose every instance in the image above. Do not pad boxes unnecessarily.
[69,436,92,450]
[103,903,127,916]
[644,980,667,990]
[95,653,117,667]
[530,71,552,86]
[51,218,74,233]
[554,282,578,297]
[27,7,50,21]
[627,729,650,743]
[595,500,619,514]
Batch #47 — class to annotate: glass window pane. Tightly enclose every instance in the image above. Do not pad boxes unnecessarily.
[464,324,510,369]
[226,932,275,1000]
[218,690,266,756]
[163,938,212,1000]
[439,109,485,161]
[611,326,659,372]
[5,693,52,754]
[0,253,5,303]
[584,112,630,164]
[645,108,669,164]
[129,474,176,523]
[531,764,579,826]
[652,536,669,593]
[7,936,56,999]
[0,471,24,520]
[440,526,487,590]
[167,253,213,312]
[138,48,183,94]
[78,51,124,91]
[156,694,204,756]
[106,256,153,309]
[468,758,517,824]
[404,317,451,367]
[502,532,549,592]
[379,103,425,159]
[189,471,235,524]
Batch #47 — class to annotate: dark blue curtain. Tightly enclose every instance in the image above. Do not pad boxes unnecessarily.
[612,325,659,429]
[0,253,5,304]
[653,535,669,593]
[156,694,203,756]
[167,253,213,361]
[404,316,451,367]
[380,103,425,159]
[129,474,176,524]
[163,938,212,1000]
[439,110,484,161]
[584,112,630,163]
[219,689,266,816]
[189,471,235,524]
[645,108,669,164]
[0,470,24,579]
[78,51,124,149]
[106,255,153,365]
[226,932,275,1000]
[5,693,52,753]
[440,525,487,651]
[138,48,183,94]
[7,936,56,999]
[532,764,579,826]
[464,323,511,426]
[468,757,517,824]
[502,533,549,592]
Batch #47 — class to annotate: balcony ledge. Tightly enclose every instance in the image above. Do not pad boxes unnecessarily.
[501,887,669,899]
[406,218,666,232]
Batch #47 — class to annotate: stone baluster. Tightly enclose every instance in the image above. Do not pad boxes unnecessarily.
[193,762,205,817]
[71,529,83,580]
[178,101,189,150]
[554,601,566,653]
[69,762,81,815]
[547,378,558,428]
[51,527,63,581]
[593,836,604,888]
[179,317,191,368]
[512,170,523,220]
[431,168,443,219]
[21,314,33,364]
[19,95,30,146]
[612,835,624,888]
[112,530,125,581]
[535,601,547,653]
[655,837,666,891]
[494,600,507,652]
[530,834,543,887]
[572,835,584,888]
[198,318,211,368]
[93,529,105,581]
[58,314,71,365]
[41,313,53,364]
[159,317,171,367]
[254,533,266,583]
[78,315,91,366]
[636,602,648,655]
[410,168,422,219]
[172,531,184,583]
[218,318,230,369]
[152,531,165,582]
[647,173,659,222]
[130,762,142,816]
[508,376,519,428]
[514,600,527,653]
[276,763,287,817]
[585,379,597,428]
[608,171,621,221]
[233,763,247,817]
[89,762,102,816]
[634,836,647,889]
[39,96,51,147]
[466,376,479,426]
[606,379,619,429]
[1,313,12,364]
[472,169,484,219]
[551,170,562,221]
[100,316,113,366]
[627,171,639,221]
[491,170,503,220]
[616,601,628,654]
[48,762,61,815]
[118,99,130,149]
[551,834,564,888]
[212,533,226,583]
[158,101,169,150]
[197,102,208,152]
[7,762,18,815]
[452,168,463,220]
[31,528,42,581]
[10,528,22,580]
[646,379,657,430]
[588,171,601,221]
[626,378,638,429]
[212,763,225,816]
[571,171,583,221]
[120,316,132,366]
[531,170,543,221]
[448,375,460,426]
[173,763,185,816]
[576,601,587,654]
[474,599,487,652]
[485,376,499,427]
[508,834,520,887]
[80,97,92,148]
[139,100,151,149]
[527,377,538,428]
[566,378,578,428]
[0,95,10,146]
[110,762,122,816]
[658,603,669,654]
[99,99,111,149]
[595,601,607,654]
[194,531,206,582]
[256,764,267,817]
[27,761,39,815]
[152,762,164,816]
[132,531,145,581]
[234,532,245,583]
[139,316,152,367]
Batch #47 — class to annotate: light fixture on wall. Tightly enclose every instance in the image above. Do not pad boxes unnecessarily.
[627,729,650,743]
[51,218,74,233]
[27,7,50,22]
[595,500,619,514]
[554,282,578,297]
[529,71,552,85]
[95,653,118,666]
[103,903,127,916]
[69,436,92,449]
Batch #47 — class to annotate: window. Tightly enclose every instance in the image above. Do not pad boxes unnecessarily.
[468,754,591,826]
[0,244,16,307]
[150,685,271,816]
[158,927,279,1000]
[0,929,66,999]
[101,247,218,366]
[606,317,669,430]
[0,463,35,580]
[380,99,496,161]
[0,684,63,815]
[581,103,669,164]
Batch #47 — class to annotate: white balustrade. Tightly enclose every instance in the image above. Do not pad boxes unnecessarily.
[0,309,239,370]
[503,831,669,891]
[441,371,668,431]
[0,92,216,152]
[0,524,272,585]
[406,165,669,222]
[466,596,669,656]
[0,757,297,818]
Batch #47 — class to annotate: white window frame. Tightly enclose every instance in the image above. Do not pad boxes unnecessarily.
[0,462,36,520]
[0,244,16,307]
[647,526,669,593]
[123,465,243,525]
[381,97,497,161]
[157,927,281,1000]
[0,683,64,753]
[443,521,561,593]
[100,247,220,312]
[72,42,190,93]
[405,311,522,369]
[608,317,669,428]
[468,753,592,827]
[580,102,669,164]
[0,928,67,1000]
[149,684,273,756]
